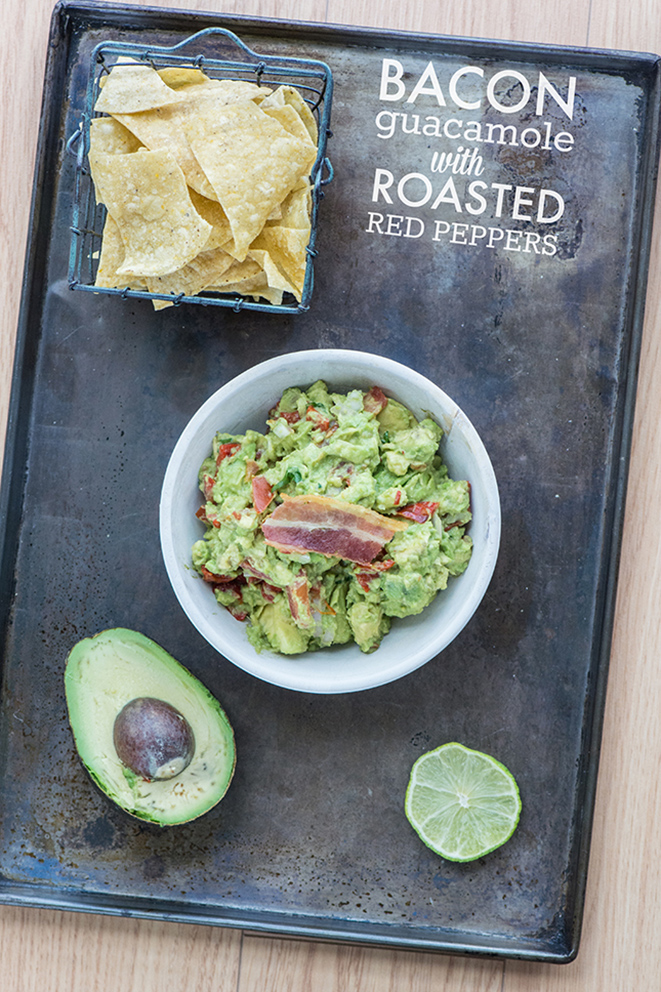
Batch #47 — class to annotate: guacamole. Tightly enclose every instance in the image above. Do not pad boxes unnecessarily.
[191,381,472,654]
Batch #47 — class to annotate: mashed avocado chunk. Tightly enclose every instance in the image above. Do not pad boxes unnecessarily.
[191,382,472,654]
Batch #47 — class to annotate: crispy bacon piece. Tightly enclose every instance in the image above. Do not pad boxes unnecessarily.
[244,459,259,480]
[363,386,388,414]
[225,601,248,622]
[242,559,281,586]
[245,575,280,602]
[207,575,248,621]
[200,566,236,585]
[275,410,301,424]
[200,506,221,528]
[251,475,274,513]
[354,558,396,592]
[261,494,407,565]
[287,572,313,629]
[397,500,440,524]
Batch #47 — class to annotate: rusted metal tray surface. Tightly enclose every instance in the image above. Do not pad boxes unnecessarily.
[0,0,659,962]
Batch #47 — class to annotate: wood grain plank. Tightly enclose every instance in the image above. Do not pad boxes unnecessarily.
[239,935,504,992]
[2,1,660,992]
[587,0,661,54]
[325,0,590,46]
[0,907,243,992]
[501,155,661,992]
[0,0,54,460]
[503,1,661,989]
[104,0,329,23]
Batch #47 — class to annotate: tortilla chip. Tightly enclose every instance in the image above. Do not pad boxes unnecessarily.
[263,103,315,146]
[87,64,319,309]
[208,272,284,306]
[250,226,309,299]
[111,106,218,201]
[94,214,126,287]
[163,79,271,127]
[184,100,316,260]
[187,189,234,250]
[89,117,143,156]
[185,78,271,103]
[94,64,185,114]
[269,182,313,231]
[248,247,298,297]
[205,257,286,305]
[146,246,236,308]
[207,258,263,286]
[89,149,212,277]
[261,85,318,143]
[93,214,146,290]
[157,67,212,90]
[110,81,270,201]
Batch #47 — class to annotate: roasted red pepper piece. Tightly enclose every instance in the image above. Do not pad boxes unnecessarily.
[305,406,331,431]
[216,442,241,465]
[202,473,216,500]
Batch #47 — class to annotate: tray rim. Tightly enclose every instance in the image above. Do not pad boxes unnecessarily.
[1,0,660,964]
[58,0,661,66]
[0,876,575,963]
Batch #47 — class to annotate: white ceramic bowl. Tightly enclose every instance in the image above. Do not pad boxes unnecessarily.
[160,350,500,694]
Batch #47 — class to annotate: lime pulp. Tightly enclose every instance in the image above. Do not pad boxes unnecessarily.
[404,742,522,862]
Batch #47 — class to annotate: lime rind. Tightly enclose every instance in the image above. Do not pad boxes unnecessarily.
[405,742,522,862]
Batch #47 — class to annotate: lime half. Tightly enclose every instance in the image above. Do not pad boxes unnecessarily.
[405,742,522,862]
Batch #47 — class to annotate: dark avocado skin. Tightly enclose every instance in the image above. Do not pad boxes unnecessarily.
[64,628,236,825]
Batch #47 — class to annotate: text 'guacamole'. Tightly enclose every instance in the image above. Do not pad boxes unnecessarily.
[192,381,472,654]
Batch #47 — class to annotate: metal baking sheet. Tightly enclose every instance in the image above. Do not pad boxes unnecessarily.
[1,0,659,963]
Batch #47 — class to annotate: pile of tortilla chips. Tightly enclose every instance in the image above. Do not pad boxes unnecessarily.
[88,60,319,309]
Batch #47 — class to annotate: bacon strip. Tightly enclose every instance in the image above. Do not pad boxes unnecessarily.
[261,494,407,565]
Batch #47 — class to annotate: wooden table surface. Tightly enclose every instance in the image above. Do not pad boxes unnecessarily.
[1,1,660,989]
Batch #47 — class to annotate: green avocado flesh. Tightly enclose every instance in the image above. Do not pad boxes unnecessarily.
[192,380,473,655]
[64,628,236,826]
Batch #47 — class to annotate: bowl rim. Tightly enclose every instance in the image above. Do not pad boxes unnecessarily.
[159,349,501,693]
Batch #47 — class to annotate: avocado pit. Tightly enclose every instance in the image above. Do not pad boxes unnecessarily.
[113,696,195,781]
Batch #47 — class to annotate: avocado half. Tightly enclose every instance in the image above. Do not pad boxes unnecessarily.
[64,628,236,826]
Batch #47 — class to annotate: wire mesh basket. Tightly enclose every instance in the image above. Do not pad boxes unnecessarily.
[67,27,334,314]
